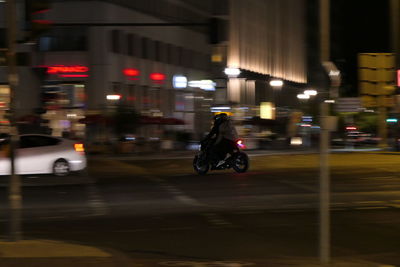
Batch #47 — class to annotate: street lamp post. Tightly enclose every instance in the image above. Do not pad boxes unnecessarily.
[5,0,22,241]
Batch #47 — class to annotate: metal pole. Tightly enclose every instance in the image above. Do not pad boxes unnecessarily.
[319,102,330,264]
[5,0,22,241]
[378,102,388,149]
[320,0,331,264]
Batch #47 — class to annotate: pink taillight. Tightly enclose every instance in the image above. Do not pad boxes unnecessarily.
[236,139,246,149]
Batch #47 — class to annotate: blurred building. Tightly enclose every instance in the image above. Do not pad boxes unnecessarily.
[211,0,309,139]
[0,0,315,146]
[0,0,215,140]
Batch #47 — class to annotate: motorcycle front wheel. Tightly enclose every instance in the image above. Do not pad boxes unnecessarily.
[232,152,249,173]
[193,154,210,175]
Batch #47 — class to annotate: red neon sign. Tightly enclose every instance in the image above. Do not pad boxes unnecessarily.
[46,65,89,74]
[150,73,166,81]
[123,68,140,80]
[123,68,140,76]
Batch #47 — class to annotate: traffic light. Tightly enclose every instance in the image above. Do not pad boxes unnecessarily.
[25,0,52,42]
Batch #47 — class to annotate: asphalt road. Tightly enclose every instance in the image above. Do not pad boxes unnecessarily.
[0,152,399,266]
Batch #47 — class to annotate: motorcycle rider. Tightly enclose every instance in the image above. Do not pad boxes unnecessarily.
[203,113,238,168]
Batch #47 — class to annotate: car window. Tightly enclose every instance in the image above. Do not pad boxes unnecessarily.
[19,136,61,149]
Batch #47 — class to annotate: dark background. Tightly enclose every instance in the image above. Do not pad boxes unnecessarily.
[331,0,391,97]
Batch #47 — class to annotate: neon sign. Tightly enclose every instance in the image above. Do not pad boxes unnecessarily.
[123,68,140,80]
[46,65,89,74]
[150,73,166,83]
[123,68,140,76]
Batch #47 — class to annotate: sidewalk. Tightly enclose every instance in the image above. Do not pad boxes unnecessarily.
[0,239,132,267]
[0,239,394,267]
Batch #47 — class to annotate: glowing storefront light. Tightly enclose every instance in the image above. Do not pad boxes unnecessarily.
[297,94,310,100]
[304,89,317,96]
[260,102,275,119]
[386,118,398,123]
[211,106,231,110]
[106,94,121,100]
[173,75,188,88]
[188,80,216,91]
[224,67,241,77]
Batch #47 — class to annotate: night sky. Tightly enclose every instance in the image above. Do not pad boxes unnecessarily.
[331,0,391,96]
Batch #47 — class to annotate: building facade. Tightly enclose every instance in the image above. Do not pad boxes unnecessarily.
[0,0,311,145]
[211,0,308,140]
[0,0,215,141]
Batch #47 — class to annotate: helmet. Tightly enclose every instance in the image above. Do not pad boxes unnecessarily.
[214,113,228,122]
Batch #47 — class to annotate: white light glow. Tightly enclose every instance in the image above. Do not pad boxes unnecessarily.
[270,80,284,87]
[224,67,241,76]
[290,137,303,145]
[106,94,121,100]
[188,80,216,91]
[260,102,275,120]
[304,89,317,96]
[211,106,231,110]
[173,75,187,89]
[297,94,310,100]
[329,70,340,76]
[324,99,335,103]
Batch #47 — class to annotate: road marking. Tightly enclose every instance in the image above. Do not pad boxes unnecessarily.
[175,195,202,206]
[159,261,255,266]
[203,213,233,226]
[355,201,386,204]
[354,206,389,210]
[86,183,109,216]
[332,202,346,205]
[279,180,317,193]
[148,177,203,207]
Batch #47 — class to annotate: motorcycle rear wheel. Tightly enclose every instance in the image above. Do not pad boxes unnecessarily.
[232,152,249,173]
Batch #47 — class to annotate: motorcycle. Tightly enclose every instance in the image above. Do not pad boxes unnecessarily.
[193,139,249,175]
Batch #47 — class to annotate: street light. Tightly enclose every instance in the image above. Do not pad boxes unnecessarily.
[106,94,121,100]
[224,67,241,77]
[270,79,284,87]
[304,89,318,96]
[297,93,310,100]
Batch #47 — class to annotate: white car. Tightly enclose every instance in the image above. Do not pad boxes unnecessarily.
[0,134,86,176]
